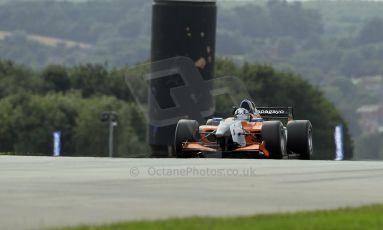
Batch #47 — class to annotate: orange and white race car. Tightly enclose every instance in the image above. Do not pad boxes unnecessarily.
[174,99,313,159]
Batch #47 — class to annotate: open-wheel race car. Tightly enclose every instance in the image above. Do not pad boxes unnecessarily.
[174,99,313,159]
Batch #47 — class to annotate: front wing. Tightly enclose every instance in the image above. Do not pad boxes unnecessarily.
[182,142,270,158]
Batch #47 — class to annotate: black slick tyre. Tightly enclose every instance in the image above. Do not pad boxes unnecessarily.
[262,121,287,159]
[174,119,199,158]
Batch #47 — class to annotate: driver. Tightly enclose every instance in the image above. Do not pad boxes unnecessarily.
[239,99,258,114]
[239,99,260,118]
[234,108,251,121]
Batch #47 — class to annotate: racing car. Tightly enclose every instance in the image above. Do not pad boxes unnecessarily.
[174,99,313,159]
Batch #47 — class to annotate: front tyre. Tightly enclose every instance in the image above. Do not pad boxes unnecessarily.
[174,119,200,158]
[287,120,313,160]
[262,121,287,159]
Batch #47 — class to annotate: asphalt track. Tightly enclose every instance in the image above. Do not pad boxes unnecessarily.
[1,156,383,230]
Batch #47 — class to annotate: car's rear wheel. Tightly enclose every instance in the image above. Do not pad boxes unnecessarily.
[174,119,200,158]
[287,120,313,160]
[262,121,287,159]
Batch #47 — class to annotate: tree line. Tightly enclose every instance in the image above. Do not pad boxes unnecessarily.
[0,59,353,159]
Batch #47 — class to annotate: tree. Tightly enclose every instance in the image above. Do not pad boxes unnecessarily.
[69,63,109,97]
[42,65,70,92]
[0,59,43,98]
[0,93,73,155]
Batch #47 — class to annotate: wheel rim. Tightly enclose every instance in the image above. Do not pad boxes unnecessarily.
[308,128,313,155]
[280,128,287,154]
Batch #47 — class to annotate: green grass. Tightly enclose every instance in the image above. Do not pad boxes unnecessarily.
[46,204,383,230]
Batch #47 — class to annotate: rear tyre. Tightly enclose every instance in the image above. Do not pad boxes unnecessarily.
[174,119,200,158]
[287,120,313,160]
[262,121,287,159]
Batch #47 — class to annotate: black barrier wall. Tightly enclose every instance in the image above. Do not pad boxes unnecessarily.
[150,0,217,156]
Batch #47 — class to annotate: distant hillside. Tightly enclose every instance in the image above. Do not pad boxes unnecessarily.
[304,0,383,36]
[0,31,91,48]
[0,0,150,43]
[1,0,383,158]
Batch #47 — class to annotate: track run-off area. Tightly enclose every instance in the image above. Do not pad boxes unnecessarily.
[1,156,383,230]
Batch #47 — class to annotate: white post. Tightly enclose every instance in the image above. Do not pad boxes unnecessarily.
[334,124,344,161]
[53,131,61,157]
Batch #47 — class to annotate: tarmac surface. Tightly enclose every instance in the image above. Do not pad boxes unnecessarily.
[1,156,383,230]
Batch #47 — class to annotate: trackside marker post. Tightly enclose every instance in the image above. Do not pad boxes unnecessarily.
[53,131,61,157]
[334,124,344,161]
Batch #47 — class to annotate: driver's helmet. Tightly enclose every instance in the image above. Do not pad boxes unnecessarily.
[234,108,250,121]
[240,99,260,116]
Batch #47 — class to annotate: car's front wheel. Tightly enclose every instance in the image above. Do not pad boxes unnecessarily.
[287,120,313,160]
[174,119,200,158]
[262,121,287,159]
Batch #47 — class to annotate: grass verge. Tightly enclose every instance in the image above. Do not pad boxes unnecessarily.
[46,204,383,230]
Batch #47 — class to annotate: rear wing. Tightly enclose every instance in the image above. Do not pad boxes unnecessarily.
[256,107,293,125]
